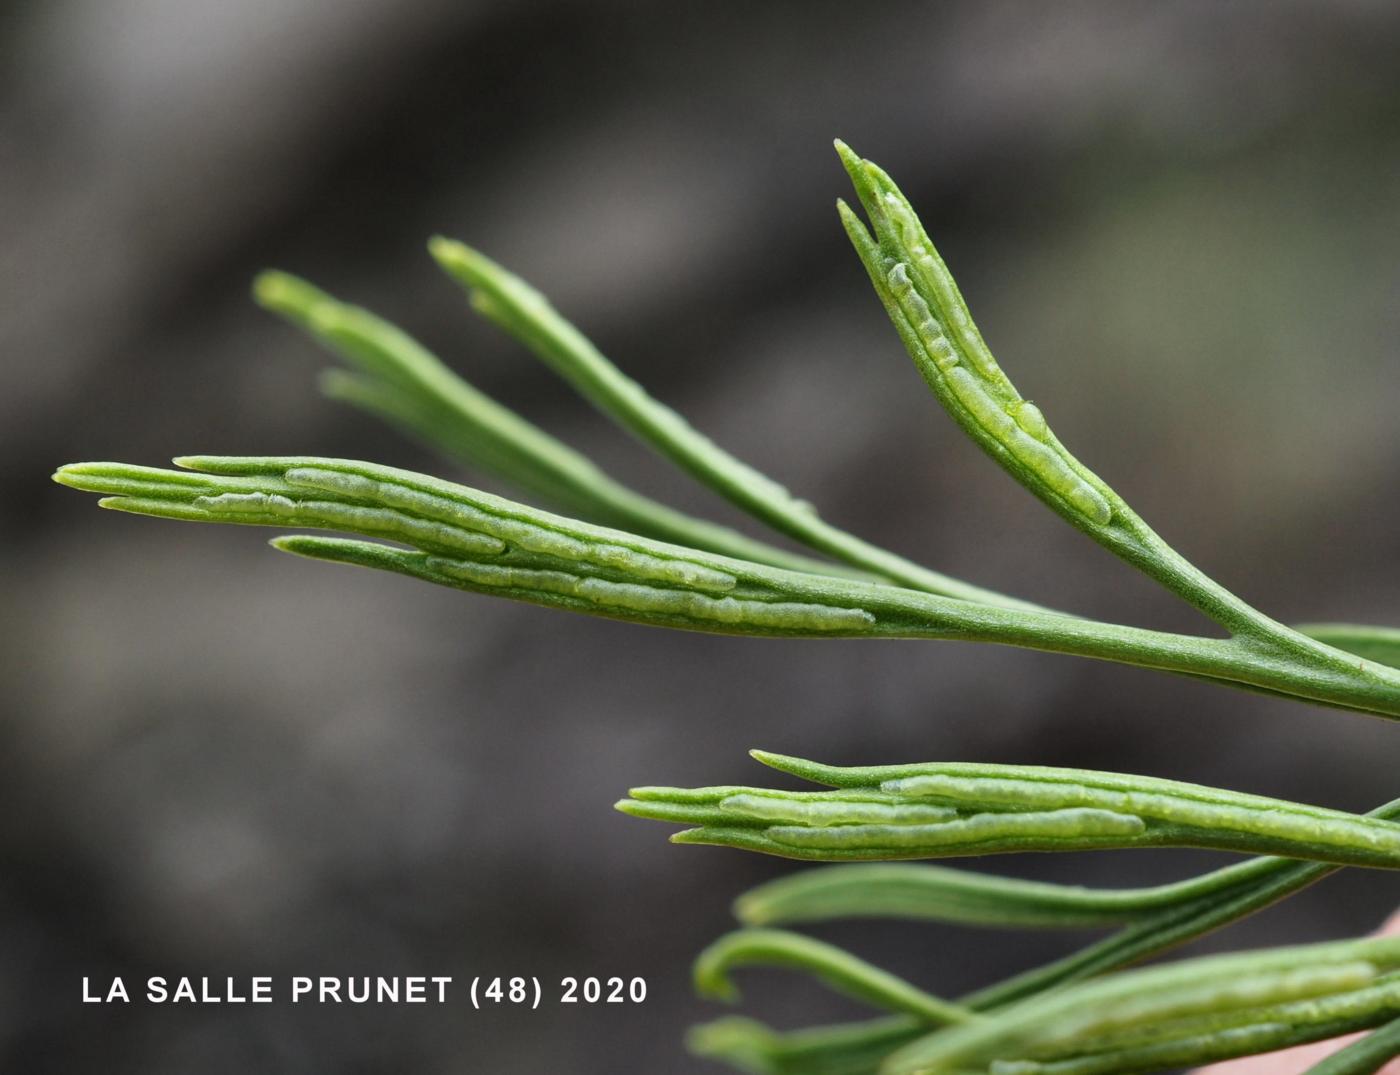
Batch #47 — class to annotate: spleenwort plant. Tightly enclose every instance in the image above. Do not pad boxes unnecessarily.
[55,142,1400,1075]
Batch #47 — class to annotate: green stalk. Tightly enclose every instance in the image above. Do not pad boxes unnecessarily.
[255,270,859,579]
[732,857,1287,930]
[429,236,1043,612]
[695,929,978,1026]
[622,753,1400,866]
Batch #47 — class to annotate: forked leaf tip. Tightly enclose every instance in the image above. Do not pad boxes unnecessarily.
[730,893,765,926]
[625,786,675,801]
[861,157,898,191]
[749,749,808,776]
[270,534,366,562]
[836,198,876,247]
[685,1016,777,1066]
[251,269,293,308]
[427,235,473,274]
[430,237,513,301]
[171,455,226,474]
[51,463,92,488]
[833,138,862,174]
[692,960,741,1004]
[252,269,335,321]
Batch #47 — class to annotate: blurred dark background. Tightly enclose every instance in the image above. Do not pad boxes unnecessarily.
[3,2,1400,1071]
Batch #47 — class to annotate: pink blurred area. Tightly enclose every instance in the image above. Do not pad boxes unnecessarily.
[1195,912,1400,1075]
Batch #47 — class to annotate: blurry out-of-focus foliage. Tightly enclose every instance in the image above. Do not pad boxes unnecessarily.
[3,2,1399,1072]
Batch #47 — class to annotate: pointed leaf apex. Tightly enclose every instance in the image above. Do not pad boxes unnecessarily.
[426,234,457,258]
[427,235,472,272]
[750,749,805,774]
[833,138,865,179]
[52,463,94,488]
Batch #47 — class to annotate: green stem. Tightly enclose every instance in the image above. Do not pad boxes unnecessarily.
[429,237,1044,612]
[835,143,1388,690]
[256,270,863,580]
[694,929,977,1026]
[731,857,1290,929]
